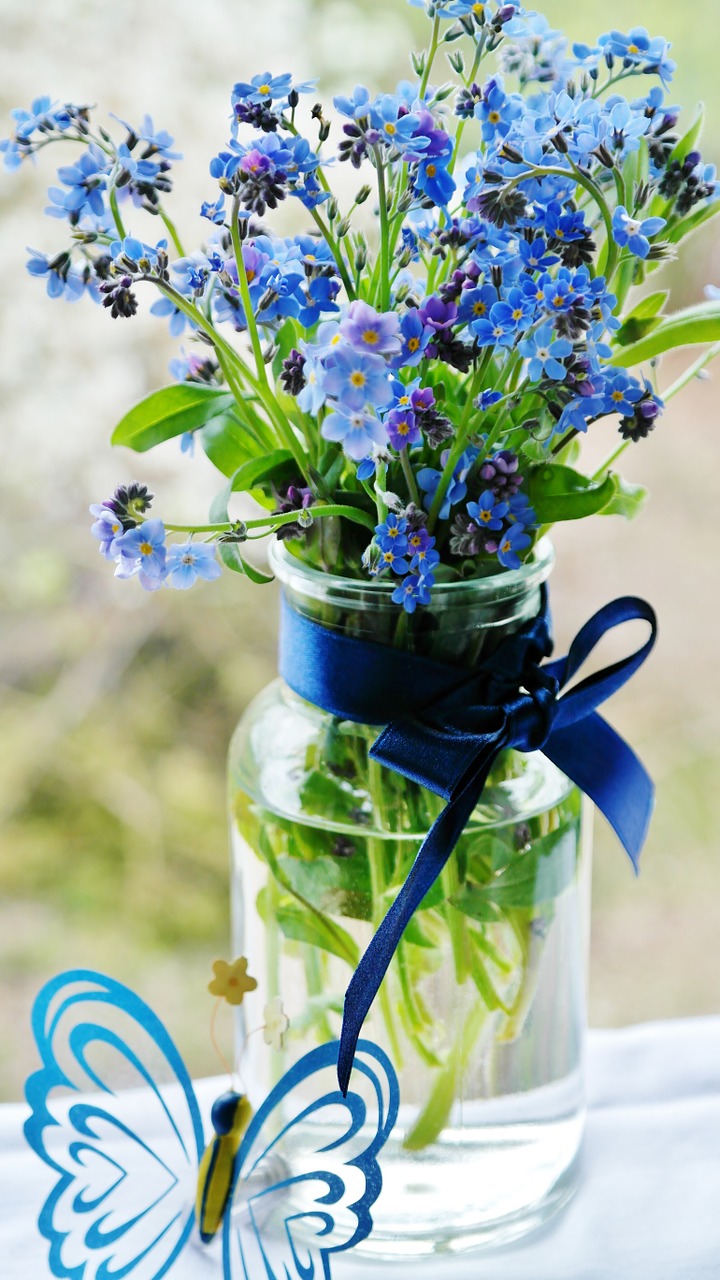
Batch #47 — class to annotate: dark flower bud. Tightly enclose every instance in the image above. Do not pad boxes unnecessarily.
[288,89,300,109]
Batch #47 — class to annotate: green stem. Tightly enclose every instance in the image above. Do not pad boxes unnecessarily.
[309,208,355,300]
[158,206,185,258]
[418,16,441,100]
[507,163,617,280]
[163,502,377,537]
[400,449,420,506]
[108,186,127,240]
[375,152,391,311]
[448,37,485,177]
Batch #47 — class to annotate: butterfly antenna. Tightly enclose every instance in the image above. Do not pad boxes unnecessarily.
[209,997,235,1083]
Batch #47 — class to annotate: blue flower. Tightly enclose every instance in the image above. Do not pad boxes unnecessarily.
[321,406,388,460]
[409,531,440,576]
[602,369,645,417]
[375,515,408,552]
[340,301,401,356]
[200,195,227,224]
[518,237,559,273]
[25,248,87,301]
[333,85,372,121]
[323,346,393,411]
[612,205,666,259]
[150,295,194,337]
[456,284,497,327]
[356,456,376,482]
[115,519,167,586]
[471,302,519,348]
[231,73,314,112]
[518,322,573,381]
[45,143,110,223]
[475,77,523,142]
[296,350,328,414]
[542,200,588,244]
[112,113,182,161]
[295,275,341,328]
[370,96,430,154]
[394,309,432,367]
[466,491,509,531]
[475,389,503,411]
[378,544,410,575]
[0,96,71,170]
[165,542,222,589]
[417,447,478,519]
[598,29,675,84]
[496,523,531,570]
[392,572,433,614]
[415,156,456,208]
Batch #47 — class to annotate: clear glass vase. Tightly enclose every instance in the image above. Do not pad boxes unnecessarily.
[228,538,591,1258]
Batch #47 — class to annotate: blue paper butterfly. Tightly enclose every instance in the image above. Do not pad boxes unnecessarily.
[24,969,399,1280]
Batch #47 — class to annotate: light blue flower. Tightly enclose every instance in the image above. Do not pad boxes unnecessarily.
[321,406,388,461]
[165,542,222,589]
[323,346,392,411]
[612,205,666,259]
[518,322,572,381]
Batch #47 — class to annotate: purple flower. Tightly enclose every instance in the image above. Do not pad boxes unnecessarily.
[89,503,125,560]
[418,296,458,332]
[165,542,222,589]
[386,407,421,450]
[340,301,401,356]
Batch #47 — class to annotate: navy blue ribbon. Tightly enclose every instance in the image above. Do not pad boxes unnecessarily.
[279,590,657,1095]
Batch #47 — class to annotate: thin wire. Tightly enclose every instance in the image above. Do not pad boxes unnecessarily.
[209,997,235,1082]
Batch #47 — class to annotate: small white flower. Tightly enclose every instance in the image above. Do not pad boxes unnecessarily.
[263,997,289,1051]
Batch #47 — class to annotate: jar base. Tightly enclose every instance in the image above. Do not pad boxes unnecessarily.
[345,1111,584,1260]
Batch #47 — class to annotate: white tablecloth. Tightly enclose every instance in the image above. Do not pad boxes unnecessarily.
[2,1018,719,1280]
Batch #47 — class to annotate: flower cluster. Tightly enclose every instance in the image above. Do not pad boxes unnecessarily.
[4,3,720,611]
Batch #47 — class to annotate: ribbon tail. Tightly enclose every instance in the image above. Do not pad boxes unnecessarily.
[337,767,492,1096]
[544,711,655,871]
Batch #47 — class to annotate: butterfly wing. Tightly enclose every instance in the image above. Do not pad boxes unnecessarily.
[222,1038,398,1280]
[24,969,206,1280]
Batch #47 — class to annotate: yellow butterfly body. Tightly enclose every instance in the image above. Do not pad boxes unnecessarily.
[196,1090,253,1243]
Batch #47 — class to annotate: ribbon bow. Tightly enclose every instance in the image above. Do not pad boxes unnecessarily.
[278,591,657,1095]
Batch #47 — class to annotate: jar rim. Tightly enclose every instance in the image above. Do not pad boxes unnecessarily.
[269,535,554,607]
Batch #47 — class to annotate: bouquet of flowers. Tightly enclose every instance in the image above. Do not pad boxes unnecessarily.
[5,2,719,605]
[5,0,720,1246]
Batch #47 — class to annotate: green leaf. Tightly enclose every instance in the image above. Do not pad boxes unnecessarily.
[614,291,669,347]
[453,823,579,912]
[526,464,616,523]
[611,301,720,367]
[276,852,372,922]
[598,473,649,520]
[274,900,360,968]
[111,385,233,452]
[226,450,295,495]
[299,770,365,825]
[199,412,257,477]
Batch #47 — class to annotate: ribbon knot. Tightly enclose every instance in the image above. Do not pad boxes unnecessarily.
[278,590,657,1095]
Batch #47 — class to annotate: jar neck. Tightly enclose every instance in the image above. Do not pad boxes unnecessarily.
[270,539,554,666]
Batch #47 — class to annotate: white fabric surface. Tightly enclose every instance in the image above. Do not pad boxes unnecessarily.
[2,1018,719,1280]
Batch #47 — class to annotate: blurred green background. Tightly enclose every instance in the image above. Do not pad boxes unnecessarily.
[1,0,719,1100]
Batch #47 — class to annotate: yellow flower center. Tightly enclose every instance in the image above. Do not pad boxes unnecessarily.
[612,390,624,402]
[426,163,437,177]
[259,84,271,95]
[473,2,485,14]
[397,420,409,434]
[350,371,366,388]
[473,301,486,315]
[628,43,639,54]
[388,526,399,538]
[555,228,565,238]
[140,542,153,556]
[512,308,523,320]
[383,551,394,563]
[246,269,256,282]
[363,328,379,345]
[489,110,501,124]
[385,122,397,135]
[407,336,420,351]
[553,294,564,308]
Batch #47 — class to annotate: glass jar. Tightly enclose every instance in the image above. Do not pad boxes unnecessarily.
[229,538,590,1258]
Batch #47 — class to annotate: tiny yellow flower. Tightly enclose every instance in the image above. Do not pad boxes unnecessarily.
[263,997,290,1051]
[208,957,258,1006]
